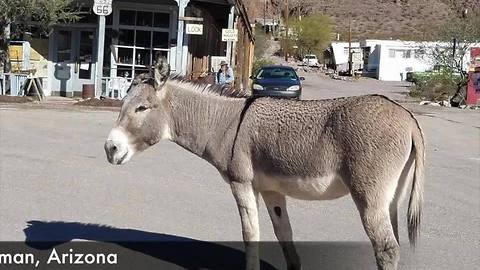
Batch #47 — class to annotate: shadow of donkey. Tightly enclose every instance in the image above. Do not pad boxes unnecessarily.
[23,220,277,270]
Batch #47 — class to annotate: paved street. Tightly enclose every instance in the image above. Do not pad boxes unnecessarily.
[0,75,479,269]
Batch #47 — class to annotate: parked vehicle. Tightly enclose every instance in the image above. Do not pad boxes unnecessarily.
[302,54,319,66]
[250,65,304,99]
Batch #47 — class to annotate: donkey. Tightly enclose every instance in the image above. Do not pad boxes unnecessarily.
[104,58,425,270]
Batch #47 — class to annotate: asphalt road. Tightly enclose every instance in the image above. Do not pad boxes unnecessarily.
[0,75,479,269]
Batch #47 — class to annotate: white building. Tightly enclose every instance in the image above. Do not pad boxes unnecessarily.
[361,39,478,81]
[1,0,255,98]
[326,42,363,72]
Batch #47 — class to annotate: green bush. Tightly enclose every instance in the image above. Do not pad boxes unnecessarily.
[252,58,275,76]
[409,70,465,101]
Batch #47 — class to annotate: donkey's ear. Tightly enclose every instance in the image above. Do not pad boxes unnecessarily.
[154,56,170,89]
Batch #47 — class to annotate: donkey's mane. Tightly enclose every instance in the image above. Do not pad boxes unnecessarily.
[166,75,250,99]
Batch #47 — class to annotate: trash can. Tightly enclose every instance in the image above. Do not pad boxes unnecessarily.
[82,84,95,99]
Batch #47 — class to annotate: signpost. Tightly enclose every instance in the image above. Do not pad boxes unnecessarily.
[222,29,238,42]
[93,0,112,97]
[185,24,203,35]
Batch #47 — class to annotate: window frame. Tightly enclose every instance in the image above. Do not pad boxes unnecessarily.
[109,4,176,79]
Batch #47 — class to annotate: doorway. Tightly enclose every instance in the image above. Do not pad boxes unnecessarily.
[53,29,96,97]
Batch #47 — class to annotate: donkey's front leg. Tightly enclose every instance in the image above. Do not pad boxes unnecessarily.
[262,191,301,270]
[230,181,260,270]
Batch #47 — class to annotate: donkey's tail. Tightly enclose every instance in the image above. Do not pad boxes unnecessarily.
[407,117,425,247]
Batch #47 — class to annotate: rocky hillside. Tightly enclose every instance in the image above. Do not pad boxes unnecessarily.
[256,0,479,40]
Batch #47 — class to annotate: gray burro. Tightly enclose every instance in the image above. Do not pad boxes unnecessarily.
[104,56,426,270]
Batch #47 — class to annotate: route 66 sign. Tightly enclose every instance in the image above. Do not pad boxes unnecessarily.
[93,0,113,16]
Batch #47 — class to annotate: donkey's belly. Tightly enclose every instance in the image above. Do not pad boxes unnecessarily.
[254,173,350,200]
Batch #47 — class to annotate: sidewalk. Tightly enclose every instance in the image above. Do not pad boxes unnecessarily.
[0,95,121,112]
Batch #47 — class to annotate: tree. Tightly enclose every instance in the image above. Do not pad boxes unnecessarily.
[413,11,480,103]
[419,9,480,95]
[429,10,480,79]
[0,0,81,73]
[290,14,332,59]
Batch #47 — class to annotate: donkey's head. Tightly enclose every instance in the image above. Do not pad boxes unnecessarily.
[104,58,171,165]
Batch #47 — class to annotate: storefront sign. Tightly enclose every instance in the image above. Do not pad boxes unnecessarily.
[186,24,203,35]
[93,0,112,16]
[222,29,238,42]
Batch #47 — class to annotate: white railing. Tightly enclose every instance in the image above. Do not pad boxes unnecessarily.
[0,73,29,96]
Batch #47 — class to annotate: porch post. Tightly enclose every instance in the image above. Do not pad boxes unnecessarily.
[175,0,190,75]
[226,5,235,65]
[95,15,106,97]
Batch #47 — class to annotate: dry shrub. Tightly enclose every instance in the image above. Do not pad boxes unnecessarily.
[410,71,464,101]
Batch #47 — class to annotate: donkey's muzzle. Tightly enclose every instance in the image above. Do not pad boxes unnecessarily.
[105,139,131,165]
[105,140,121,164]
[105,127,134,165]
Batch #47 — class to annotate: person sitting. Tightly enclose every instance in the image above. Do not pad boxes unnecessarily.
[215,61,234,86]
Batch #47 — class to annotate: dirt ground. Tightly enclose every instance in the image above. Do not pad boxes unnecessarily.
[0,95,35,103]
[74,98,123,108]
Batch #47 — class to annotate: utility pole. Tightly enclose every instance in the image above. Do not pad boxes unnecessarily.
[452,37,457,59]
[297,1,301,20]
[348,17,352,76]
[284,0,289,62]
[264,0,267,33]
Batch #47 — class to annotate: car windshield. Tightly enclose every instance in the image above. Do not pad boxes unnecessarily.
[256,68,298,80]
[304,55,316,59]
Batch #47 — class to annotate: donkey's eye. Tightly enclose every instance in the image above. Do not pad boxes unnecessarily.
[135,105,149,113]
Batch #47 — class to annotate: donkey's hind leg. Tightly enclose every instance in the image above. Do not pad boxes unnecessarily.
[359,202,400,270]
[353,196,400,270]
[261,191,301,270]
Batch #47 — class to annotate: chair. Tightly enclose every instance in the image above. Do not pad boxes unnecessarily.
[107,77,128,99]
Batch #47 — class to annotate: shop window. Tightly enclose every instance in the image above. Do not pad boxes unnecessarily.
[135,49,151,66]
[118,29,134,46]
[119,10,136,26]
[154,13,170,28]
[103,29,114,76]
[137,11,153,27]
[118,48,133,65]
[153,32,169,48]
[79,32,94,60]
[114,9,171,79]
[79,31,94,79]
[57,31,72,62]
[136,30,151,48]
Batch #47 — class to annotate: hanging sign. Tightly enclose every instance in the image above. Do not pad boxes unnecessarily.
[186,24,204,35]
[93,0,113,16]
[222,29,238,42]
